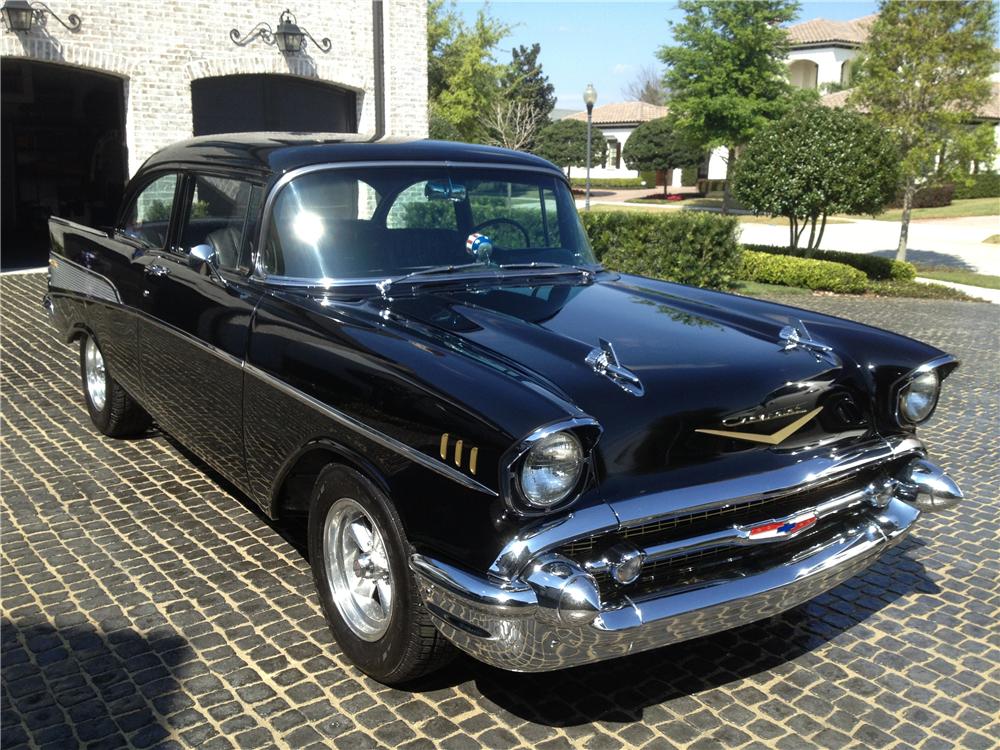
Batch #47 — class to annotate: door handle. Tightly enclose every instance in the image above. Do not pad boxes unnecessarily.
[145,263,170,278]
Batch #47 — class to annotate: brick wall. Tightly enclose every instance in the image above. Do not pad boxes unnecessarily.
[0,0,428,175]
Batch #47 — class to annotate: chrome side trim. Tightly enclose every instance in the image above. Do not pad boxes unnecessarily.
[243,362,498,496]
[256,160,568,281]
[489,435,925,581]
[48,255,121,304]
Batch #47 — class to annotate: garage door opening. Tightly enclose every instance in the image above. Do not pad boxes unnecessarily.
[1,60,126,271]
[191,74,357,136]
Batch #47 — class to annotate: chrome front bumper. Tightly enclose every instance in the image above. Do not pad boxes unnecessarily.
[410,453,961,672]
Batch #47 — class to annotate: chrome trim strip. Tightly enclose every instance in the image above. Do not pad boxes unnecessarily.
[415,498,920,671]
[243,362,498,496]
[48,254,121,304]
[256,160,569,282]
[489,435,925,580]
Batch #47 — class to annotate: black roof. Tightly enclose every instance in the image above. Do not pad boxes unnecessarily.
[138,133,562,177]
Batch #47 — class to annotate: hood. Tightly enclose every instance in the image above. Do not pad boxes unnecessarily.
[380,274,897,496]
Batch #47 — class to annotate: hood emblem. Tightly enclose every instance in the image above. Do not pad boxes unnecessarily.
[696,406,823,445]
[779,319,839,365]
[585,338,644,397]
[739,511,818,542]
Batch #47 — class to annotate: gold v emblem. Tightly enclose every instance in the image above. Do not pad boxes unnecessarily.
[695,406,824,445]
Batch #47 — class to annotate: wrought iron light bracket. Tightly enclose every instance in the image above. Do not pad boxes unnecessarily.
[1,0,81,33]
[230,9,331,54]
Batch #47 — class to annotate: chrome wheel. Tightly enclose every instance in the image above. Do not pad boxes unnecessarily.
[323,497,394,641]
[84,337,107,411]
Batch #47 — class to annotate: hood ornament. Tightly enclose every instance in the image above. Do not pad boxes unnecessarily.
[585,339,644,397]
[779,319,839,365]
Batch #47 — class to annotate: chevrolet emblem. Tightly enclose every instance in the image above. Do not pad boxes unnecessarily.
[695,406,823,445]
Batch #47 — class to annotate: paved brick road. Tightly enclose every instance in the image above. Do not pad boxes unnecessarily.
[2,272,998,750]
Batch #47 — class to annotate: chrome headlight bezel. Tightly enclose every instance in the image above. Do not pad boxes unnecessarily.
[501,418,603,516]
[893,355,957,427]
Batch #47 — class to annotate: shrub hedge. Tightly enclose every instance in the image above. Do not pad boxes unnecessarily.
[742,243,916,281]
[740,251,868,293]
[569,177,646,190]
[581,210,742,290]
[953,172,1000,200]
[889,183,955,209]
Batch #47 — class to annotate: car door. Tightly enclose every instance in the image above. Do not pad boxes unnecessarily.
[137,171,264,492]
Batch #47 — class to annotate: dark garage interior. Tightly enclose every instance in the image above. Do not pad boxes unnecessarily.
[1,59,127,271]
[191,74,357,137]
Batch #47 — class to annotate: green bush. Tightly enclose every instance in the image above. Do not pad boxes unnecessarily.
[742,244,916,281]
[680,165,699,187]
[638,170,658,187]
[740,251,868,293]
[953,172,1000,200]
[581,211,742,289]
[569,177,645,190]
[889,183,955,209]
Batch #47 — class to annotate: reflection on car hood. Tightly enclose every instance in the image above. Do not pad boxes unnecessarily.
[377,273,935,495]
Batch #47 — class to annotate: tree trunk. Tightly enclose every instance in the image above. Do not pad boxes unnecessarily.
[896,180,915,262]
[804,215,818,257]
[814,213,828,252]
[789,215,798,249]
[722,145,735,215]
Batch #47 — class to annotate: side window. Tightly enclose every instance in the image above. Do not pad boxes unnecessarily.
[386,182,457,229]
[121,173,179,248]
[178,174,255,272]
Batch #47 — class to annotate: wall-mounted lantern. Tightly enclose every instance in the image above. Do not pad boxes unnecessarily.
[230,9,331,55]
[1,0,81,33]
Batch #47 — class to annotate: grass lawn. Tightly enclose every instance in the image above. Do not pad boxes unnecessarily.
[731,281,813,296]
[855,197,1000,221]
[915,268,1000,290]
[984,234,1000,244]
[620,197,851,226]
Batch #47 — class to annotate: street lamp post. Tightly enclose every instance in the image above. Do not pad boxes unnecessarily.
[583,84,597,210]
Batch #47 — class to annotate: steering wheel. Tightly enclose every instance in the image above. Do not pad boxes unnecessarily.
[470,217,531,248]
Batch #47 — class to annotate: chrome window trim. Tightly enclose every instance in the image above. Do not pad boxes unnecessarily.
[488,435,926,580]
[255,160,570,283]
[892,354,958,427]
[243,362,498,497]
[500,416,604,517]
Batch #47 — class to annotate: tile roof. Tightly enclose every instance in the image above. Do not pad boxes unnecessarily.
[565,101,669,126]
[786,15,876,47]
[820,83,1000,121]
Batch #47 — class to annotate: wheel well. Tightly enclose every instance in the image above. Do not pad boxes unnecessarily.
[272,443,391,523]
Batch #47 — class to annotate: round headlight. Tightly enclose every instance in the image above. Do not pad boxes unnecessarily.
[899,370,940,423]
[519,431,584,508]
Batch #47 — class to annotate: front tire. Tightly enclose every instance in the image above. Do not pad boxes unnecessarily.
[79,335,151,437]
[308,464,454,684]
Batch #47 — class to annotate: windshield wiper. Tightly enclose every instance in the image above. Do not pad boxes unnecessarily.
[497,262,599,281]
[377,262,492,297]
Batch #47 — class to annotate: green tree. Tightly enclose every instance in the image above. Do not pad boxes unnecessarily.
[732,105,899,253]
[532,119,607,180]
[501,43,556,122]
[622,118,704,197]
[849,0,999,261]
[427,0,511,143]
[658,0,802,213]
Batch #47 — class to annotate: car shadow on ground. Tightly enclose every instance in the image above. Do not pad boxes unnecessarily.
[0,618,191,747]
[871,249,975,270]
[159,433,941,729]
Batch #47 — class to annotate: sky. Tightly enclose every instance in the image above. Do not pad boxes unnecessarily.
[454,1,880,111]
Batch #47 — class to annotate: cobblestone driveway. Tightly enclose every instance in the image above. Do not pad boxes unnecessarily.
[2,273,998,750]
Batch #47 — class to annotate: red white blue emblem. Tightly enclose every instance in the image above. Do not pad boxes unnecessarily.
[466,232,492,259]
[742,512,817,541]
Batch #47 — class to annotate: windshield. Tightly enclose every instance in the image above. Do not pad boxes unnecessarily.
[261,166,597,283]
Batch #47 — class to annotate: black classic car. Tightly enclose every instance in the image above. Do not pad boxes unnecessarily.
[45,134,963,684]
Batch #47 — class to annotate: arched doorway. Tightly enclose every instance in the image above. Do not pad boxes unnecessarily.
[191,74,357,136]
[1,59,127,270]
[788,60,819,90]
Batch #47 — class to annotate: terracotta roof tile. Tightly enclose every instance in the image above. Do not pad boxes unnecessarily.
[820,82,1000,121]
[565,101,669,126]
[787,15,876,47]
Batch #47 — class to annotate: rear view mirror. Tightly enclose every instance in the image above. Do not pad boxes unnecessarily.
[425,179,467,202]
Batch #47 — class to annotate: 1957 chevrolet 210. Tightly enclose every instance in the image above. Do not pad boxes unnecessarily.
[45,134,963,684]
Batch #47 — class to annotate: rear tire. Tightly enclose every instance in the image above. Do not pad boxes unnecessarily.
[79,335,151,437]
[308,464,454,684]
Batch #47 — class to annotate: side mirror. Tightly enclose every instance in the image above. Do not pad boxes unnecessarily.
[189,244,218,276]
